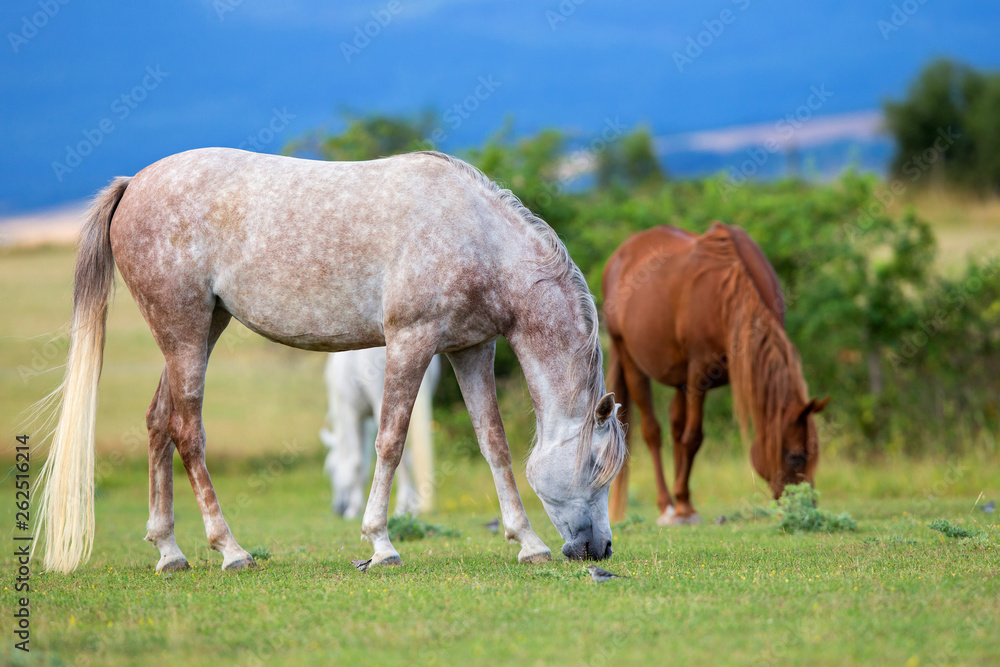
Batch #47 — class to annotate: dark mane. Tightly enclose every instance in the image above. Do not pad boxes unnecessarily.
[412,151,626,487]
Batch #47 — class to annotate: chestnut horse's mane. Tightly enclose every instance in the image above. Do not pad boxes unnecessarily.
[696,228,809,479]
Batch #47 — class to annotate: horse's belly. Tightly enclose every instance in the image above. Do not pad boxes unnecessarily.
[213,268,386,352]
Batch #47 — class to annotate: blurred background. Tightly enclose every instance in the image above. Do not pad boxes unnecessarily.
[2,1,999,496]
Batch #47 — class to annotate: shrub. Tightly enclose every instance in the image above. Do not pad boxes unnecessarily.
[770,483,857,533]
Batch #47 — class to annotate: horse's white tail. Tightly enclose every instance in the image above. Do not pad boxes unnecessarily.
[33,177,129,573]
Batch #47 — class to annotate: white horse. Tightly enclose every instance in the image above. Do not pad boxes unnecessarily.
[34,148,626,573]
[320,348,441,519]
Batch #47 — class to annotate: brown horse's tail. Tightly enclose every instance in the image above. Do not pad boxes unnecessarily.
[607,340,631,523]
[33,177,129,573]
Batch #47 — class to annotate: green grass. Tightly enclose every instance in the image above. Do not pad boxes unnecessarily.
[1,457,998,666]
[3,242,1000,665]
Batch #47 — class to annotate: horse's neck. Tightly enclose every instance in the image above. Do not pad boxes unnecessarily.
[507,283,596,445]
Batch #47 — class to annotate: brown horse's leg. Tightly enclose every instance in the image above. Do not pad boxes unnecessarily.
[161,306,252,570]
[668,389,686,517]
[144,367,189,572]
[447,341,550,563]
[669,370,707,524]
[607,341,631,524]
[618,348,673,515]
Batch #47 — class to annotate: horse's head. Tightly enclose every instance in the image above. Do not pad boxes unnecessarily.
[526,393,626,561]
[753,396,829,498]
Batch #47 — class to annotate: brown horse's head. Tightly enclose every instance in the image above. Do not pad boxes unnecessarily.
[752,396,830,498]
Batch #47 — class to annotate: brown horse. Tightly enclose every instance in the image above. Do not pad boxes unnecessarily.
[603,223,828,525]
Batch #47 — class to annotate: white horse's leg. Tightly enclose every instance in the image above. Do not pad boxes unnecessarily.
[144,367,189,572]
[358,334,435,569]
[320,354,340,511]
[447,342,551,563]
[393,447,418,516]
[408,366,436,514]
[333,401,367,519]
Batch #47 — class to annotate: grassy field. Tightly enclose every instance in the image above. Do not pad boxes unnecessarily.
[2,243,999,665]
[0,456,998,666]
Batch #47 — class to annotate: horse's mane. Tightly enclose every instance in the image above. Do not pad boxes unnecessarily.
[411,151,626,488]
[697,228,809,479]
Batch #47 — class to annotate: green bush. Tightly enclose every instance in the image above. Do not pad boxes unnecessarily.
[770,483,857,533]
[387,514,461,542]
[287,113,1000,458]
[928,518,978,539]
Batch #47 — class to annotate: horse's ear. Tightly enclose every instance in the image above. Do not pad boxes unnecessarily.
[595,393,616,426]
[797,396,831,422]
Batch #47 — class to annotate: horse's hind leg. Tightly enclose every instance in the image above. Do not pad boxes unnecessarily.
[160,305,253,570]
[144,367,189,572]
[357,329,436,570]
[447,341,550,563]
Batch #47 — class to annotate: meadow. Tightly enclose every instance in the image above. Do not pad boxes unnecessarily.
[1,237,998,665]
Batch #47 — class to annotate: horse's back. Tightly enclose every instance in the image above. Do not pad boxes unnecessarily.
[603,223,781,388]
[109,148,517,353]
[603,226,709,385]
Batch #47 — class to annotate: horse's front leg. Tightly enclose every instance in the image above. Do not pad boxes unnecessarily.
[357,333,436,569]
[447,341,551,564]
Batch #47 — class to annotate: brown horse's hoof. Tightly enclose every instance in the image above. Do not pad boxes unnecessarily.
[657,506,702,526]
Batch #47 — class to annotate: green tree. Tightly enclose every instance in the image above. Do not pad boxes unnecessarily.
[284,111,435,161]
[595,126,666,190]
[884,59,1000,192]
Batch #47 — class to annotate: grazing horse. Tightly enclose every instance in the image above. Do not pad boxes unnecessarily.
[33,148,626,574]
[320,348,441,519]
[603,223,828,526]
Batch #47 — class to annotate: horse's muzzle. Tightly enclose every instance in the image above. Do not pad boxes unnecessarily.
[561,534,613,561]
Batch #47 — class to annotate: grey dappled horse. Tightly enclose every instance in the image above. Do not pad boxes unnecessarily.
[34,148,626,574]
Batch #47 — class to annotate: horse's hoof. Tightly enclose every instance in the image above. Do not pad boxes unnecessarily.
[367,554,403,569]
[657,506,701,526]
[156,556,190,573]
[518,547,552,564]
[222,555,256,571]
